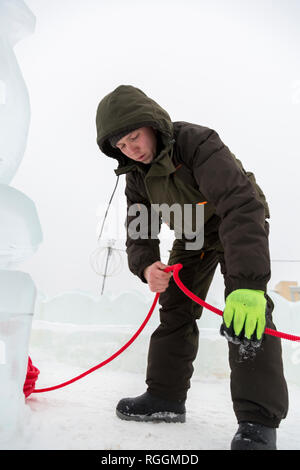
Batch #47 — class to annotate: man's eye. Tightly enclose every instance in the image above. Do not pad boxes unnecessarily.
[131,134,138,141]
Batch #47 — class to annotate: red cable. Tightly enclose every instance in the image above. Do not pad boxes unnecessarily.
[31,292,160,394]
[170,263,300,342]
[25,263,300,397]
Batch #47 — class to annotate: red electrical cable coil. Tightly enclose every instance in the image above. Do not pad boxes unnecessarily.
[24,263,300,397]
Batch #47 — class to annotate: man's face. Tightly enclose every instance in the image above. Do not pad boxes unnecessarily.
[115,126,157,164]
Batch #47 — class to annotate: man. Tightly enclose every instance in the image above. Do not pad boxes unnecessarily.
[96,85,288,450]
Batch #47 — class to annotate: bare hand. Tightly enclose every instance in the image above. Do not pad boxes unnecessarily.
[143,261,172,293]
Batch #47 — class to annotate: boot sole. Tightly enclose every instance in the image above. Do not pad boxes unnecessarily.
[231,439,276,450]
[116,409,186,423]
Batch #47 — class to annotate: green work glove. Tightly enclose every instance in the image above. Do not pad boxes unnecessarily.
[220,289,267,355]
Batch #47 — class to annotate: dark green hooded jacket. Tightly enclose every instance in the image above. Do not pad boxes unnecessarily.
[96,85,271,295]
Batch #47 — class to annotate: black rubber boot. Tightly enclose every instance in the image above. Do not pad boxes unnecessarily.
[231,422,277,450]
[116,391,186,423]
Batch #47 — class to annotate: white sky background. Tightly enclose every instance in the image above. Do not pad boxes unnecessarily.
[11,0,300,298]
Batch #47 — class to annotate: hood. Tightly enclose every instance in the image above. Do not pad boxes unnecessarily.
[96,85,174,173]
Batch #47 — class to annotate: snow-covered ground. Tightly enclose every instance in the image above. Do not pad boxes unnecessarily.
[3,347,300,451]
[1,288,300,450]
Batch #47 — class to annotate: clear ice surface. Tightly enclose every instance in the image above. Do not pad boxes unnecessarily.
[0,0,36,184]
[0,0,39,442]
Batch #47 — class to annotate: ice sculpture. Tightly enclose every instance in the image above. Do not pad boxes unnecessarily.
[0,185,42,441]
[0,0,39,442]
[0,184,42,267]
[0,0,35,184]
